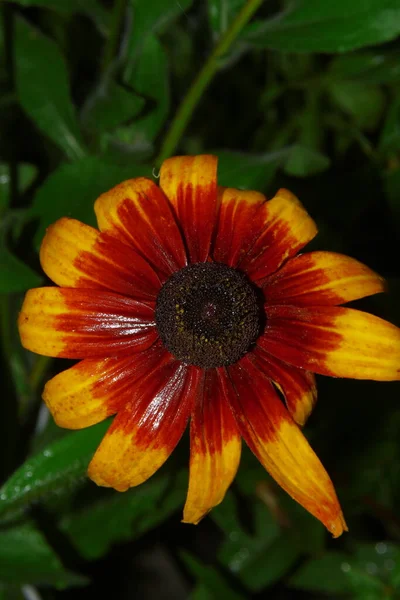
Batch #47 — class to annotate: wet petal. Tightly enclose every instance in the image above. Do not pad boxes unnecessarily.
[252,346,317,426]
[183,368,241,524]
[94,177,187,277]
[238,189,318,281]
[212,187,266,266]
[18,287,157,359]
[260,305,400,381]
[43,342,167,429]
[262,251,385,306]
[40,217,160,301]
[224,357,347,537]
[88,360,201,490]
[160,155,218,262]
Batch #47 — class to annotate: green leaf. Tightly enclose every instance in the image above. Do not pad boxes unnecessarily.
[0,248,42,293]
[208,0,246,37]
[121,34,170,146]
[243,0,400,53]
[289,551,353,594]
[181,551,245,600]
[9,0,109,31]
[60,471,187,559]
[0,163,38,214]
[328,81,385,131]
[14,18,86,161]
[329,51,400,84]
[212,492,300,592]
[31,156,152,247]
[215,149,290,190]
[0,421,110,519]
[284,144,330,177]
[126,0,194,59]
[82,81,145,134]
[0,522,87,588]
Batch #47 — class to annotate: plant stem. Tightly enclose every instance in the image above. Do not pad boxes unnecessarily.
[102,0,127,74]
[156,0,265,165]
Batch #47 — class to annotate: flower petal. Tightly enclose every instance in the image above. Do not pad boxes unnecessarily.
[238,189,318,281]
[183,368,241,524]
[94,177,187,277]
[18,288,157,358]
[262,251,385,306]
[88,360,201,491]
[260,305,400,381]
[43,342,167,429]
[160,155,218,262]
[40,217,160,301]
[224,357,347,537]
[252,346,317,426]
[212,187,266,266]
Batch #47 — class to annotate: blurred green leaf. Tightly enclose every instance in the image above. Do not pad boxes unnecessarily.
[0,248,41,293]
[9,0,109,30]
[243,0,400,53]
[208,0,246,37]
[0,522,87,588]
[284,144,330,177]
[127,0,194,59]
[14,18,86,161]
[121,34,170,147]
[60,471,187,560]
[289,551,353,594]
[215,149,290,190]
[329,51,400,84]
[328,81,385,131]
[0,420,110,519]
[82,81,145,135]
[212,491,299,591]
[181,551,245,600]
[31,156,152,247]
[0,163,37,214]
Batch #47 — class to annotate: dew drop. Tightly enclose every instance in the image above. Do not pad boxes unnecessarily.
[341,562,351,573]
[365,562,378,575]
[375,542,387,555]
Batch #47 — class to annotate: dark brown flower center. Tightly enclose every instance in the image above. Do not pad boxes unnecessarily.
[155,262,261,368]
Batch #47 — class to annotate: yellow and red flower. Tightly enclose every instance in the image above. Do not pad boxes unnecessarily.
[18,155,400,537]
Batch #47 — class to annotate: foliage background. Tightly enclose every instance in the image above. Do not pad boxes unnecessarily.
[1,0,400,598]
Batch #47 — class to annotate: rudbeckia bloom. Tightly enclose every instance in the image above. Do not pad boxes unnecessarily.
[18,155,400,537]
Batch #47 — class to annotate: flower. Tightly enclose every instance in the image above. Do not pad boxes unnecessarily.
[18,155,400,537]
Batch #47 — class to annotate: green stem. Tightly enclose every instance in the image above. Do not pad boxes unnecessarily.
[29,355,52,393]
[156,0,265,165]
[101,0,127,74]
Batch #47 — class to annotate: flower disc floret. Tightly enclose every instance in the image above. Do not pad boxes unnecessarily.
[155,262,261,368]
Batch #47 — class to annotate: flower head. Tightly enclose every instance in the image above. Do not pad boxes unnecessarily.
[18,155,400,537]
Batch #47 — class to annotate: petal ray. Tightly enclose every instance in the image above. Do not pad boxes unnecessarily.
[262,251,385,306]
[212,187,266,266]
[160,155,218,263]
[43,342,167,429]
[18,288,157,358]
[94,177,187,277]
[260,305,400,381]
[252,346,317,426]
[224,357,347,537]
[238,189,318,281]
[40,217,160,301]
[183,368,241,524]
[88,361,201,490]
